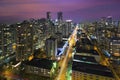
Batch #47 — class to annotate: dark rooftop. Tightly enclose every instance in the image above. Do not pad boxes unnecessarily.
[73,55,98,63]
[23,58,55,69]
[81,38,92,45]
[76,49,99,55]
[72,61,114,77]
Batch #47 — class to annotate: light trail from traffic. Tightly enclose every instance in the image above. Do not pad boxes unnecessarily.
[56,26,78,80]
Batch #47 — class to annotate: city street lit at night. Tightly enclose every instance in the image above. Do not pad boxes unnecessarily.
[0,0,120,80]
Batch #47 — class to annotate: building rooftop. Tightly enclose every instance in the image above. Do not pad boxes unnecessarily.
[72,61,114,77]
[76,49,99,55]
[81,38,92,45]
[23,58,55,69]
[73,55,98,64]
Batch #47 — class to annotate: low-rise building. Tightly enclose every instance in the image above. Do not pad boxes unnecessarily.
[23,58,58,79]
[72,55,115,80]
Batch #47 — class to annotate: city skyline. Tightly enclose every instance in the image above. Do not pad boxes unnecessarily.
[0,0,120,23]
[0,7,120,79]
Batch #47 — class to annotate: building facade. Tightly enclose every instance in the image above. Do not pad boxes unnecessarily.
[62,24,70,38]
[16,22,34,61]
[0,24,16,57]
[72,55,115,80]
[45,37,57,59]
[23,58,57,79]
[57,12,63,22]
[109,37,120,56]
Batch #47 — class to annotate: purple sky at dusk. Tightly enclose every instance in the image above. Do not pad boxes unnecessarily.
[0,0,120,23]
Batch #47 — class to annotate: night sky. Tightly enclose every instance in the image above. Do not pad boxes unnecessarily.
[0,0,120,23]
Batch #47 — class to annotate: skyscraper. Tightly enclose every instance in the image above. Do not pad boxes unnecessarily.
[62,24,69,37]
[57,12,63,21]
[62,20,72,38]
[66,20,72,35]
[45,36,57,60]
[107,16,113,26]
[55,32,62,44]
[0,25,2,57]
[100,17,106,26]
[46,12,51,20]
[0,24,16,57]
[16,22,34,61]
[118,21,120,33]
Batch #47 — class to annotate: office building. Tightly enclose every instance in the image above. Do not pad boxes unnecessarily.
[50,23,56,35]
[66,20,72,35]
[0,25,2,56]
[55,32,62,44]
[0,24,16,57]
[107,16,113,26]
[54,25,58,33]
[57,12,63,21]
[100,17,106,25]
[45,36,57,60]
[61,20,73,38]
[16,22,34,61]
[62,24,69,38]
[46,12,51,21]
[118,21,120,32]
[109,37,120,57]
[117,21,120,37]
